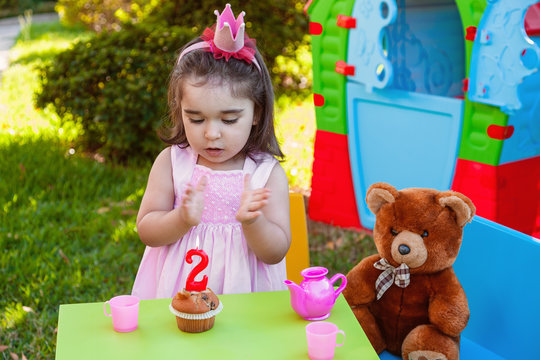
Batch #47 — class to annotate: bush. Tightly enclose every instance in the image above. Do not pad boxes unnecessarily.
[146,0,309,96]
[37,1,311,162]
[146,2,307,59]
[55,0,309,96]
[36,24,195,162]
[55,0,157,32]
[0,0,55,17]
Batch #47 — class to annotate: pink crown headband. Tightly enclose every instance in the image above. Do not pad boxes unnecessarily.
[177,3,261,73]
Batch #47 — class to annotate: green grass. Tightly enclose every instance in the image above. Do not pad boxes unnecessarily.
[1,20,92,142]
[0,137,147,359]
[0,20,147,359]
[0,19,374,360]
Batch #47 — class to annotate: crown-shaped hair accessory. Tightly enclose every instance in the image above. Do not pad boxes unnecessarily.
[177,3,261,72]
[214,4,245,53]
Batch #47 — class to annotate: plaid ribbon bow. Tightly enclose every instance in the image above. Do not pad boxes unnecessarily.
[373,258,411,300]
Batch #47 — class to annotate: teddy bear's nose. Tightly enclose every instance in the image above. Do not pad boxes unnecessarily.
[398,244,411,255]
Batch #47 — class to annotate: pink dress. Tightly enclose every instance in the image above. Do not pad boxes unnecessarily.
[132,146,287,299]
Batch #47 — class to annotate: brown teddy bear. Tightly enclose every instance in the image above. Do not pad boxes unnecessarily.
[343,183,475,360]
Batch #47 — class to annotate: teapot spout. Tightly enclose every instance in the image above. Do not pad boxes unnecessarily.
[284,280,308,317]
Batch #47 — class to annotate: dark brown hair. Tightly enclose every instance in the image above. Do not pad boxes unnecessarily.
[160,37,284,161]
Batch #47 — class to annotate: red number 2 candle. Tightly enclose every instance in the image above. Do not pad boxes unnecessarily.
[185,237,209,292]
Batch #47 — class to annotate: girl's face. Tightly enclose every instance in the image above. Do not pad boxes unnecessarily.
[180,77,256,171]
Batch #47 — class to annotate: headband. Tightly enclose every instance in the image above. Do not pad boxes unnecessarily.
[177,3,262,73]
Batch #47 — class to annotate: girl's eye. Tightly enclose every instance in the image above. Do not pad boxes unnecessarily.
[390,228,398,236]
[421,230,429,238]
[189,118,204,124]
[222,118,238,124]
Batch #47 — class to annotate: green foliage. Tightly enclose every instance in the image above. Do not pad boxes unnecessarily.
[55,0,159,32]
[276,95,316,192]
[54,0,310,96]
[273,35,313,101]
[1,20,92,143]
[39,2,311,161]
[36,24,195,162]
[148,2,307,58]
[146,0,309,95]
[0,0,55,18]
[55,0,308,63]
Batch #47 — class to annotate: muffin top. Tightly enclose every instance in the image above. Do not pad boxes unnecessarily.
[171,288,220,314]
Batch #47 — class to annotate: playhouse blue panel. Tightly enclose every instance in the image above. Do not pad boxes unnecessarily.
[347,83,463,229]
[378,323,507,360]
[468,0,540,114]
[499,35,540,164]
[454,216,540,359]
[347,0,398,91]
[384,0,465,97]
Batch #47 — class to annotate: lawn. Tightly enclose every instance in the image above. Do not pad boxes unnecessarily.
[0,19,374,359]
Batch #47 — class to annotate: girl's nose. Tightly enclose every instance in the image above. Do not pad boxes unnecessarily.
[204,121,221,140]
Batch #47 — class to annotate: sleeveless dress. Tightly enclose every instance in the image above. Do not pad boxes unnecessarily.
[132,146,287,299]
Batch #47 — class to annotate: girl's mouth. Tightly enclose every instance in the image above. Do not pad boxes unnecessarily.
[205,148,224,157]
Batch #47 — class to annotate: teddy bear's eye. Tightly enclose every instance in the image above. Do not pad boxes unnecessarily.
[390,228,398,236]
[421,230,429,238]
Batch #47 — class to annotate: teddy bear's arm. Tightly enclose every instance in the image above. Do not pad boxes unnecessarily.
[343,254,387,353]
[343,254,381,306]
[428,269,470,337]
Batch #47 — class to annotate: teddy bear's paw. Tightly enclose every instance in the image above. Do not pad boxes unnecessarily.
[408,350,447,360]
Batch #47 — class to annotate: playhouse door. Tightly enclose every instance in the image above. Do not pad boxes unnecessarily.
[346,0,465,229]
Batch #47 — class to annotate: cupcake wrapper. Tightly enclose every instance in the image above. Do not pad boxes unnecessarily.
[169,301,224,320]
[175,316,215,333]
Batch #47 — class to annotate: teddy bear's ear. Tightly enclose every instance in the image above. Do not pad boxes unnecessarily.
[366,183,398,215]
[438,192,476,226]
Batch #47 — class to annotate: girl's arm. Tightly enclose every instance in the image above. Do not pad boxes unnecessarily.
[136,147,206,247]
[237,163,291,264]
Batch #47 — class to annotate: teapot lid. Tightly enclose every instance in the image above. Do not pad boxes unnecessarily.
[301,267,329,279]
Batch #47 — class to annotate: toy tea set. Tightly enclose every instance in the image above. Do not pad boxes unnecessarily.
[103,265,348,360]
[285,267,348,360]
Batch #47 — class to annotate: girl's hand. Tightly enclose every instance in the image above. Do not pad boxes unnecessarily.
[181,176,207,227]
[236,173,271,225]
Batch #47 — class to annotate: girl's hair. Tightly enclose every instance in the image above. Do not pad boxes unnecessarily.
[160,37,284,161]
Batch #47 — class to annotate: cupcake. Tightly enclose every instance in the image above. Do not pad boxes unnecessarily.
[169,288,223,333]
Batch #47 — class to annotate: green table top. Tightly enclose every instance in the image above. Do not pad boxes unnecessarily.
[56,290,379,359]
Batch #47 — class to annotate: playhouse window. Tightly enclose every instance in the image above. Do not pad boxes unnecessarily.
[384,0,465,98]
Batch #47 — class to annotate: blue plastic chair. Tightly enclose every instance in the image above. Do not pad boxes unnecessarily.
[378,216,540,359]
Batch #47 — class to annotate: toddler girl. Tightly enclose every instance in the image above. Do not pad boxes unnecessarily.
[132,4,291,299]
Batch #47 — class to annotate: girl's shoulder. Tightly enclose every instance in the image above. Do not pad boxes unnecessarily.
[249,151,278,165]
[247,152,281,188]
[150,147,173,172]
[170,145,196,166]
[150,146,194,183]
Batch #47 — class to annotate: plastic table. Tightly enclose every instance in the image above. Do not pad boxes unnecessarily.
[55,290,379,359]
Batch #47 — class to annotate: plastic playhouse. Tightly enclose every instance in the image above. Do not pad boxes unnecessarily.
[305,1,540,359]
[306,0,540,239]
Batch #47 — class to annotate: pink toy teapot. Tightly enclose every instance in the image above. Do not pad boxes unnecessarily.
[284,266,347,321]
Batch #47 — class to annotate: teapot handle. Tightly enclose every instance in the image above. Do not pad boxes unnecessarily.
[330,273,347,299]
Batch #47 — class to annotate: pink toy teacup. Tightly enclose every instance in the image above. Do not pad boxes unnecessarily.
[103,295,139,332]
[306,321,345,360]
